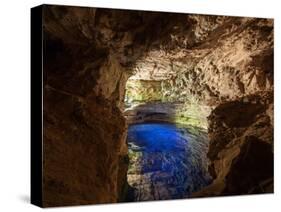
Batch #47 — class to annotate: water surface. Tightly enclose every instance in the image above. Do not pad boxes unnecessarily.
[127,122,211,201]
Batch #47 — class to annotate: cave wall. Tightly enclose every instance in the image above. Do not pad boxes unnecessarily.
[42,4,273,206]
[124,79,210,128]
[43,6,132,206]
[43,45,129,206]
[193,93,273,196]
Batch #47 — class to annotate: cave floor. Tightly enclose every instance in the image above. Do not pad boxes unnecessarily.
[126,122,212,201]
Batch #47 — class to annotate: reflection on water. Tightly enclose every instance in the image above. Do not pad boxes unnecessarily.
[127,122,212,201]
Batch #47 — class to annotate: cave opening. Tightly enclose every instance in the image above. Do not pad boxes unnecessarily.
[123,73,213,201]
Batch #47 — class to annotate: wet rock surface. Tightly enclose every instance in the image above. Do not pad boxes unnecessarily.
[126,123,211,201]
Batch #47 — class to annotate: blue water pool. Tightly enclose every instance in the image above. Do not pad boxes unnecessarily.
[127,122,212,201]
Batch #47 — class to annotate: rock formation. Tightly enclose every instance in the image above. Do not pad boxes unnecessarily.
[42,4,273,206]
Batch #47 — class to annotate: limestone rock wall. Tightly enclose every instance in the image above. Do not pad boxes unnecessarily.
[193,93,273,196]
[43,6,132,206]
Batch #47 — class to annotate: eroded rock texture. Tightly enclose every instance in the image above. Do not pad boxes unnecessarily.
[42,4,273,206]
[193,93,273,196]
[43,6,131,206]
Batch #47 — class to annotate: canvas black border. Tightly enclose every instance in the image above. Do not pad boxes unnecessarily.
[31,5,44,207]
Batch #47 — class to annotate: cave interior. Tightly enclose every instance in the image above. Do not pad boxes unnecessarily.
[42,5,273,207]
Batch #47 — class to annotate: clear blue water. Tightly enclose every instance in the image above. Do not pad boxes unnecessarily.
[129,123,185,152]
[127,122,212,201]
